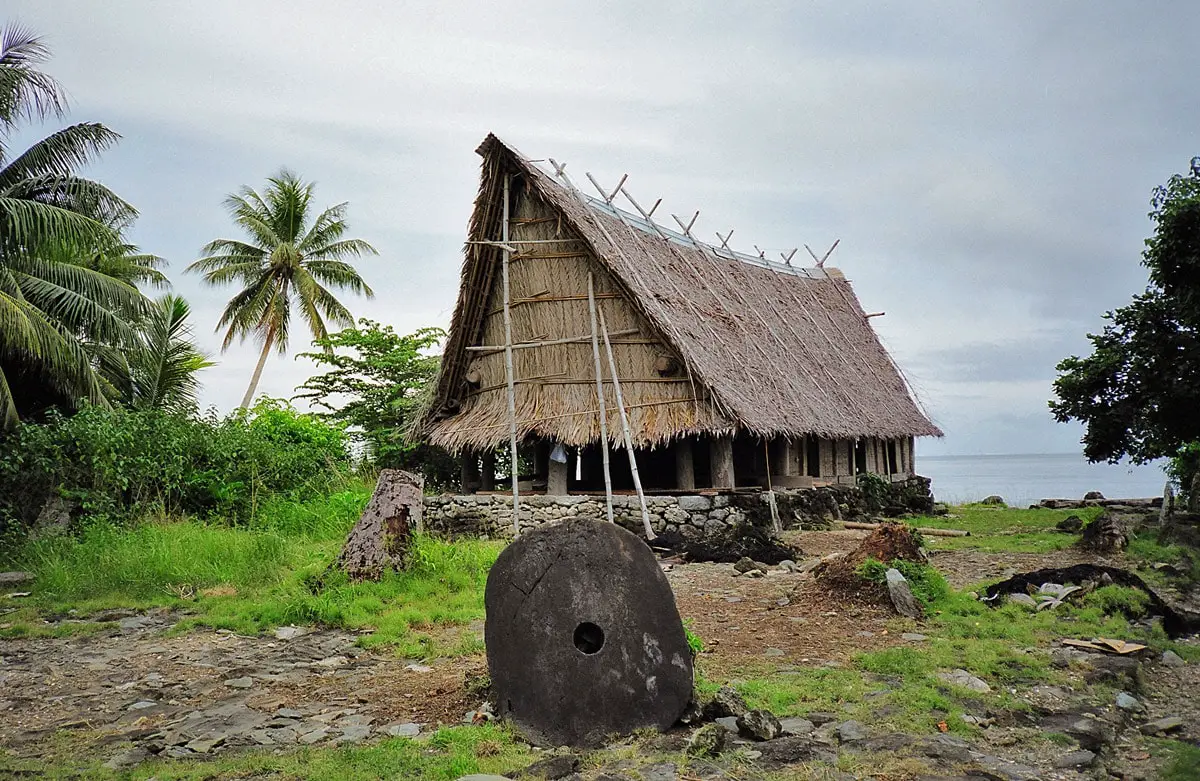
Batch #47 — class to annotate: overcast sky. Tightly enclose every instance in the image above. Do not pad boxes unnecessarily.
[9,1,1198,456]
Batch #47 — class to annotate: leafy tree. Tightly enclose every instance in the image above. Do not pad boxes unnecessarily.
[99,294,214,412]
[188,169,377,409]
[0,24,148,427]
[294,320,459,488]
[1051,157,1200,496]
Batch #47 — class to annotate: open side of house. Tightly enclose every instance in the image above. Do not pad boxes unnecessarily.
[418,134,942,498]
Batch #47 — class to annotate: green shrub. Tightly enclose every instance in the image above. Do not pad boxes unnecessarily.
[856,557,951,607]
[1081,585,1152,618]
[0,399,353,532]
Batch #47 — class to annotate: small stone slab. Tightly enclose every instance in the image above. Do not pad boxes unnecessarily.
[885,568,923,618]
[485,519,693,747]
[519,754,579,779]
[0,572,32,585]
[1140,716,1184,735]
[1053,750,1097,768]
[223,676,254,689]
[837,720,869,742]
[1161,650,1186,667]
[736,709,782,741]
[385,722,421,737]
[938,669,991,693]
[779,717,815,736]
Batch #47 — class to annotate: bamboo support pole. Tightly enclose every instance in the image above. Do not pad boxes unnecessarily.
[599,307,655,540]
[842,521,970,537]
[764,439,782,534]
[501,175,520,536]
[587,273,615,524]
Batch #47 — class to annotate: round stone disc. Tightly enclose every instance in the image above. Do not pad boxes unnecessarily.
[484,517,694,747]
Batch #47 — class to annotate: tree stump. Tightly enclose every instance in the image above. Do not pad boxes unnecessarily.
[336,469,423,581]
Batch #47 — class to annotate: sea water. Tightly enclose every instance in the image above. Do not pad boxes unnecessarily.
[918,453,1169,507]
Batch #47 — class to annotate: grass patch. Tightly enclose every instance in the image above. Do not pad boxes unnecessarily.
[0,725,534,781]
[723,664,873,716]
[7,487,504,657]
[914,505,1103,553]
[1160,739,1200,781]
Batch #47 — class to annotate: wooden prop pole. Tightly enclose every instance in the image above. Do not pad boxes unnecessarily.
[501,175,520,535]
[587,273,615,524]
[842,521,970,537]
[599,307,655,539]
[764,439,782,534]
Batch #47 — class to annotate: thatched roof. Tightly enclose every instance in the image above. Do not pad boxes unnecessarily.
[420,134,941,449]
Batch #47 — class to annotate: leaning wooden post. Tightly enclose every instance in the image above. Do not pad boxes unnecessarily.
[763,439,782,534]
[587,272,615,523]
[599,308,655,540]
[501,175,520,535]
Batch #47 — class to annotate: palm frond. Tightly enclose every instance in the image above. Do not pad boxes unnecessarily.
[127,293,214,411]
[0,23,66,127]
[0,123,122,188]
[0,195,116,249]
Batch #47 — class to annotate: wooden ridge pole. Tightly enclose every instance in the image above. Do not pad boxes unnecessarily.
[501,175,520,536]
[587,273,615,524]
[599,307,656,540]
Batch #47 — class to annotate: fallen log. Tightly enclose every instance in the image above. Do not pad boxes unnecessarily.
[842,521,970,537]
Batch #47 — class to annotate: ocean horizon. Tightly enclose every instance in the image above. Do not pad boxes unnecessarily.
[917,452,1169,507]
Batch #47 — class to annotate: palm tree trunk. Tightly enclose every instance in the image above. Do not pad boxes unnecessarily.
[240,328,275,409]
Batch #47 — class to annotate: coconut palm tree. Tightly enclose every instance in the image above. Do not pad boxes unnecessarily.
[108,294,213,412]
[0,23,147,427]
[188,169,376,408]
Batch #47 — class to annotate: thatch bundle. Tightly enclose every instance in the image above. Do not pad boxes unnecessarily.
[420,135,941,453]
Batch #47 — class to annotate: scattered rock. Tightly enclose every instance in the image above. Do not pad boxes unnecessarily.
[405,663,434,673]
[1140,716,1184,735]
[919,733,972,762]
[736,709,782,741]
[806,711,837,726]
[639,763,677,781]
[519,754,580,779]
[885,568,924,619]
[1065,716,1114,751]
[861,732,914,752]
[315,656,350,668]
[779,717,815,736]
[937,669,991,693]
[337,724,372,744]
[901,632,928,642]
[1055,515,1084,533]
[733,557,758,574]
[1115,692,1143,712]
[981,495,1005,505]
[1079,512,1129,553]
[1083,491,1105,501]
[1161,649,1186,667]
[757,735,835,767]
[1053,750,1097,769]
[274,625,308,640]
[778,559,797,572]
[706,686,749,719]
[686,723,726,757]
[714,716,739,732]
[298,727,329,744]
[102,747,150,769]
[676,697,705,725]
[969,753,1041,781]
[127,700,158,710]
[0,571,32,585]
[385,722,421,737]
[185,736,224,754]
[223,676,254,689]
[836,720,869,743]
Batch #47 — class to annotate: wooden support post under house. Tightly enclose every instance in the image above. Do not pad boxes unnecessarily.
[461,450,481,494]
[770,438,793,478]
[674,440,695,491]
[587,273,615,523]
[480,451,496,491]
[501,175,520,534]
[547,445,569,495]
[711,436,735,489]
[599,307,655,539]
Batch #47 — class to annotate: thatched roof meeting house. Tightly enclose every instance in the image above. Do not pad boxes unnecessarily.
[419,135,941,501]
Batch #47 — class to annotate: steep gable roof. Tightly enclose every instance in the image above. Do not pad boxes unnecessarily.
[423,135,941,445]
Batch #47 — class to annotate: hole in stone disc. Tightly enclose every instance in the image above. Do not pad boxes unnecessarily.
[573,622,605,655]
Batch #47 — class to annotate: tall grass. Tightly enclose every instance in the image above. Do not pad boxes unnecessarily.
[7,485,504,656]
